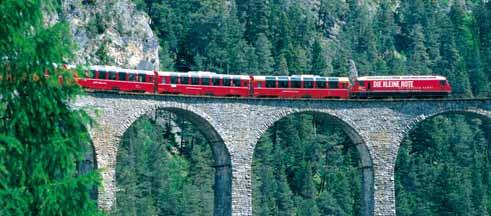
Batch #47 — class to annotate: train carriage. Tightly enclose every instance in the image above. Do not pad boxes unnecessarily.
[75,65,452,99]
[157,71,250,97]
[78,66,156,93]
[252,75,350,99]
[350,76,452,98]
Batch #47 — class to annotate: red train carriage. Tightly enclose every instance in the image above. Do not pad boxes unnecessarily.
[251,75,350,99]
[77,66,157,93]
[157,71,250,97]
[350,76,451,98]
[75,65,452,99]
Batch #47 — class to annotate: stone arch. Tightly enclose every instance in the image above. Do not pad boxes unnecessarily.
[252,109,374,216]
[394,108,491,214]
[114,104,232,216]
[404,108,491,140]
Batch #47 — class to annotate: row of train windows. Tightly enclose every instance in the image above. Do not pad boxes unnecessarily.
[168,76,244,86]
[88,71,150,82]
[264,80,342,88]
[88,71,246,87]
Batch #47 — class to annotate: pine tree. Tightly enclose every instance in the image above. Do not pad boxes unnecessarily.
[318,0,347,38]
[449,2,488,97]
[255,33,274,74]
[407,24,430,75]
[275,52,289,75]
[0,1,102,215]
[311,40,328,76]
[476,1,491,95]
[245,0,271,42]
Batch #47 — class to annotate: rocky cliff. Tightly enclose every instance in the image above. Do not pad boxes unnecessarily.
[47,0,159,70]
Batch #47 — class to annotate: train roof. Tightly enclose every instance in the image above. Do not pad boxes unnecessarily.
[158,71,250,79]
[85,65,155,75]
[253,75,349,82]
[357,75,447,80]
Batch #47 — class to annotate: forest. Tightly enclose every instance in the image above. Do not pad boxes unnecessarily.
[112,0,491,215]
[1,0,491,216]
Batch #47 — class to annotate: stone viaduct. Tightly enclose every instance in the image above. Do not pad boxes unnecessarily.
[72,92,491,216]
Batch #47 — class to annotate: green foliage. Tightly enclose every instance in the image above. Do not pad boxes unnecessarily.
[120,1,491,214]
[396,115,491,215]
[311,40,328,76]
[252,114,362,215]
[255,33,274,75]
[131,0,491,95]
[95,41,114,65]
[0,0,101,215]
[113,116,214,216]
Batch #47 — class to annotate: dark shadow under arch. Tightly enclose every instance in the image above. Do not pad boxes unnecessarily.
[253,110,374,216]
[117,107,232,216]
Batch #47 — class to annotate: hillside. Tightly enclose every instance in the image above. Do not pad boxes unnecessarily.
[5,0,488,216]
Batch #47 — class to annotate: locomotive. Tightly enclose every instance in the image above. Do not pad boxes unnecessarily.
[75,65,452,99]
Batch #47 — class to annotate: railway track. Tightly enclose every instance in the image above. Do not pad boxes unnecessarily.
[86,90,491,102]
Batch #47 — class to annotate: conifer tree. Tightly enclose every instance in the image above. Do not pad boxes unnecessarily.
[311,40,328,76]
[407,24,430,75]
[255,33,274,74]
[0,0,101,215]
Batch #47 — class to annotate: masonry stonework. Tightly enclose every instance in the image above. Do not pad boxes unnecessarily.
[72,93,491,216]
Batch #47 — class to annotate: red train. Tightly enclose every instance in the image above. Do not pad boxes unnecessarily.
[75,66,452,99]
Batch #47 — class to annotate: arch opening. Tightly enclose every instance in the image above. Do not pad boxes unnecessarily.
[113,107,231,216]
[395,111,491,215]
[252,111,374,216]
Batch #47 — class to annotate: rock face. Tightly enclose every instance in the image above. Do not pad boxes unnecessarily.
[55,0,160,70]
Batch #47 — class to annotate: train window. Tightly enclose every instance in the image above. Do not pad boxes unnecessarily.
[147,75,154,83]
[278,79,288,88]
[266,80,276,88]
[118,72,127,81]
[316,80,326,88]
[108,72,117,80]
[170,76,178,84]
[128,73,136,81]
[291,78,301,88]
[328,81,338,89]
[138,75,145,82]
[304,78,313,88]
[161,77,166,84]
[359,81,365,87]
[180,76,189,84]
[212,77,221,86]
[257,82,262,88]
[223,77,231,86]
[98,71,107,79]
[191,76,199,85]
[233,78,241,87]
[202,77,210,85]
